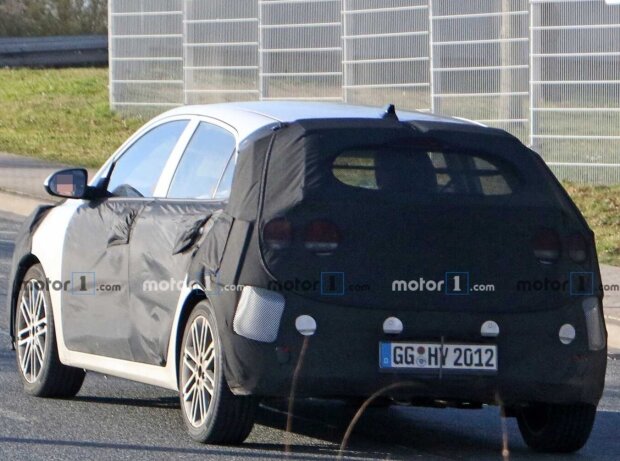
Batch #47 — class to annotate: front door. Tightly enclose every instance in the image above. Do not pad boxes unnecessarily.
[60,119,190,361]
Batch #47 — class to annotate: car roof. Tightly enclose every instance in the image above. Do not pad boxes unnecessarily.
[158,101,478,141]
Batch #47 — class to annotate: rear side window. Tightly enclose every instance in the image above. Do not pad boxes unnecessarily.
[167,122,236,199]
[332,148,520,196]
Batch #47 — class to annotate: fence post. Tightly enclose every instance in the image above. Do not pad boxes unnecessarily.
[342,0,348,103]
[108,1,114,111]
[428,0,435,113]
[499,0,512,123]
[258,0,264,100]
[528,0,536,149]
[182,0,187,105]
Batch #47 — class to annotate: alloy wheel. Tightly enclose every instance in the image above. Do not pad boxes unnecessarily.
[181,315,216,428]
[16,279,48,383]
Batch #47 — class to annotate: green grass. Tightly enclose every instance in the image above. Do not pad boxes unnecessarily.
[0,68,143,167]
[563,183,620,266]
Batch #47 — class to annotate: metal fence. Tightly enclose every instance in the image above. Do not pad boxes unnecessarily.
[431,0,530,142]
[109,0,620,183]
[343,1,431,109]
[260,0,343,100]
[531,0,620,183]
[183,0,259,104]
[109,0,184,112]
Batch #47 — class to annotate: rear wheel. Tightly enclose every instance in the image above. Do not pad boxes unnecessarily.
[179,300,258,444]
[516,402,596,453]
[15,264,85,398]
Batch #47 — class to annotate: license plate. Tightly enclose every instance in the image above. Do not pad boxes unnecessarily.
[379,342,497,372]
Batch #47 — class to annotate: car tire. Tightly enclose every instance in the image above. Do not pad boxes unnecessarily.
[516,402,596,453]
[179,300,258,444]
[14,264,86,398]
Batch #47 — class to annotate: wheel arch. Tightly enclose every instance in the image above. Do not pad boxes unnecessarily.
[9,253,41,346]
[173,288,207,386]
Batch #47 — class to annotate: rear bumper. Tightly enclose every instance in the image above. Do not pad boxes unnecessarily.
[220,292,607,406]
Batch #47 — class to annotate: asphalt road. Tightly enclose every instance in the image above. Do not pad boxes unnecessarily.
[0,210,619,460]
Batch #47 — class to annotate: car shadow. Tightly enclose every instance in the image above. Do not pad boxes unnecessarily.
[31,386,620,460]
[0,436,354,460]
[257,397,620,460]
[1,400,618,460]
[72,395,180,410]
[256,400,398,460]
[68,395,388,459]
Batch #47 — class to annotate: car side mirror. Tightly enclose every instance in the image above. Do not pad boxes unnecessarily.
[44,168,90,199]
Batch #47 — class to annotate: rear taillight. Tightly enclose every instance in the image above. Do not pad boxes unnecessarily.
[532,228,561,263]
[303,220,340,254]
[567,233,588,263]
[263,218,292,250]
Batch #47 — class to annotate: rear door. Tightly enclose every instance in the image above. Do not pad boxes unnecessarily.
[61,118,190,360]
[127,119,237,365]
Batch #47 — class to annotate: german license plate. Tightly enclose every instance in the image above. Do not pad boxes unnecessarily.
[379,342,497,372]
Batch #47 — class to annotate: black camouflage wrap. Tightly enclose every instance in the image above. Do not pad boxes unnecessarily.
[60,199,219,365]
[199,118,606,403]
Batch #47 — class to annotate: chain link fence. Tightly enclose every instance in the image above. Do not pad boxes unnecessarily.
[183,0,259,104]
[109,0,184,112]
[109,0,620,183]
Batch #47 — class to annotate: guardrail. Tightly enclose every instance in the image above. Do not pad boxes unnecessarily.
[0,35,108,68]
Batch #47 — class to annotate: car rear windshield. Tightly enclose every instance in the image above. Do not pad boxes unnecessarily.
[332,147,522,196]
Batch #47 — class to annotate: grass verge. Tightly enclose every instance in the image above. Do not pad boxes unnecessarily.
[563,183,620,266]
[0,68,143,167]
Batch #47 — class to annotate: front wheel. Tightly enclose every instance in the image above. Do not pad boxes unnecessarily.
[15,264,85,398]
[178,300,258,444]
[516,402,596,453]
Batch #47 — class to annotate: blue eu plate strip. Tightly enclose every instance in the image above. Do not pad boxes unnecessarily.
[380,342,392,368]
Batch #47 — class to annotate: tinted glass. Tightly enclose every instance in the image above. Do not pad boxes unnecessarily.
[332,148,519,196]
[168,122,236,199]
[107,120,188,197]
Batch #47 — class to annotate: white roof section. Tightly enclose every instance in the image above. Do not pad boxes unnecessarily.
[159,101,472,141]
[221,101,467,124]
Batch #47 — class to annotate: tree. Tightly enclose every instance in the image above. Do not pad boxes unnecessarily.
[0,0,107,37]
